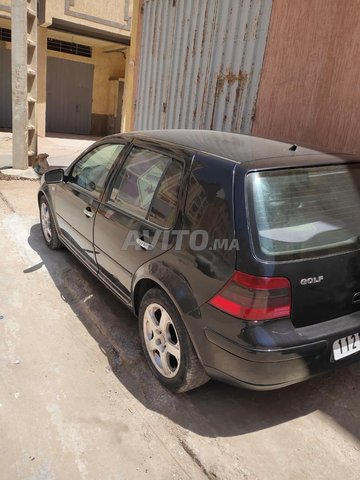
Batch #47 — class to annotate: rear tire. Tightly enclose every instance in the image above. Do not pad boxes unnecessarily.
[39,196,62,250]
[139,287,209,393]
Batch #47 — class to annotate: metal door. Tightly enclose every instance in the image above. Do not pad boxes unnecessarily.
[53,142,125,266]
[0,46,12,129]
[94,145,185,301]
[46,57,93,135]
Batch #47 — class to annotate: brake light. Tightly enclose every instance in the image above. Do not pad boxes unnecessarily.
[208,271,291,321]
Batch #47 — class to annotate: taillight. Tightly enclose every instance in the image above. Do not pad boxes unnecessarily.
[208,271,291,321]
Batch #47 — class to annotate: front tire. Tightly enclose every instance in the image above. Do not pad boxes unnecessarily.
[39,196,62,250]
[139,288,209,393]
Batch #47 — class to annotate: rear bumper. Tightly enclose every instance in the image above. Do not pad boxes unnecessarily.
[195,304,360,390]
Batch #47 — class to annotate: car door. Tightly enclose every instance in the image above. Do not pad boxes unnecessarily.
[93,145,185,302]
[53,142,126,267]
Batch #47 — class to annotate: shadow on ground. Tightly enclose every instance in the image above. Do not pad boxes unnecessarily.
[45,132,100,141]
[28,223,360,440]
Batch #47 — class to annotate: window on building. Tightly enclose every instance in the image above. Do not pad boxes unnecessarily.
[47,38,92,58]
[0,28,11,42]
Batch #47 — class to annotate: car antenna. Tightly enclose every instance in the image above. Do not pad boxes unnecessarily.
[289,144,298,151]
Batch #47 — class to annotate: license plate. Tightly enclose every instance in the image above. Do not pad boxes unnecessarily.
[333,333,360,361]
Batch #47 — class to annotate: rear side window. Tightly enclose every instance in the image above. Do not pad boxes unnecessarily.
[248,165,360,260]
[108,147,182,227]
[184,157,236,277]
[148,160,183,228]
[109,147,171,218]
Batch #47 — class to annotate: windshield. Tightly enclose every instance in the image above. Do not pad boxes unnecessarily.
[247,165,360,260]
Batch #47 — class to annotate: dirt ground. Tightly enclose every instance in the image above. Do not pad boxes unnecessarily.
[0,179,359,480]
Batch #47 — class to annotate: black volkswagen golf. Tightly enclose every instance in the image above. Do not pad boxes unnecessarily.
[38,129,360,392]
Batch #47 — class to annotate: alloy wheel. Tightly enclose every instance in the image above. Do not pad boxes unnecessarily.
[40,202,52,243]
[143,303,181,378]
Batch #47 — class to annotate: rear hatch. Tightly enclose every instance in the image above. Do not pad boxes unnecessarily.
[245,163,360,327]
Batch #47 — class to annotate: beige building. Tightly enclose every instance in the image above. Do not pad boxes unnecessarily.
[0,0,132,137]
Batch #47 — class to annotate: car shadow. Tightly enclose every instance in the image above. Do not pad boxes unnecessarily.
[28,223,360,440]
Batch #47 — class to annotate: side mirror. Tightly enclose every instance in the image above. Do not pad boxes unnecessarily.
[44,168,64,184]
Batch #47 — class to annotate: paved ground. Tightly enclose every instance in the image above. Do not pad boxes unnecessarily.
[0,132,96,170]
[0,178,360,480]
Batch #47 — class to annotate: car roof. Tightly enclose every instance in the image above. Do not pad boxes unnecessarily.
[109,129,359,168]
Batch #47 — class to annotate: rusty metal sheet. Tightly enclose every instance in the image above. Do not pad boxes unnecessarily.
[134,0,272,133]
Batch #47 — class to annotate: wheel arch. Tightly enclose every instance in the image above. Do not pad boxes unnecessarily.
[132,261,199,318]
[37,189,45,205]
[133,278,160,316]
[38,187,62,239]
[38,186,52,207]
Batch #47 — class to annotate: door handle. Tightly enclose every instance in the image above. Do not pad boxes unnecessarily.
[352,292,360,305]
[136,237,153,251]
[83,207,94,218]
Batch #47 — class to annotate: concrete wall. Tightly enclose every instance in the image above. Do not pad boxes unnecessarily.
[0,1,11,16]
[42,0,132,35]
[252,0,360,154]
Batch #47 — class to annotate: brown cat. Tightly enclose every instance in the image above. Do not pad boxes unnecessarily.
[32,153,49,175]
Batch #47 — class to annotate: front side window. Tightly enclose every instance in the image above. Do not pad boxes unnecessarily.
[248,165,360,260]
[69,143,125,197]
[109,147,172,219]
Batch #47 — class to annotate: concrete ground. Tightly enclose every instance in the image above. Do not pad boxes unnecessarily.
[0,178,360,480]
[0,131,96,170]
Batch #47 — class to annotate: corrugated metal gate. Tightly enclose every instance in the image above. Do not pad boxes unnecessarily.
[0,46,12,129]
[46,57,94,135]
[134,0,272,133]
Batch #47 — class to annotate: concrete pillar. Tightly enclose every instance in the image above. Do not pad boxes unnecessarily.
[27,0,38,158]
[37,26,47,137]
[11,0,37,169]
[11,0,28,169]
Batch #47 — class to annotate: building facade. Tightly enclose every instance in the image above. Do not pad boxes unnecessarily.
[0,0,132,137]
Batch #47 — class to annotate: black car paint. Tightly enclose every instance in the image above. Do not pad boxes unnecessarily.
[55,182,98,266]
[39,130,360,390]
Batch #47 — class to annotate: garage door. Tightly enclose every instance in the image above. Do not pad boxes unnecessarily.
[0,46,12,129]
[46,57,93,135]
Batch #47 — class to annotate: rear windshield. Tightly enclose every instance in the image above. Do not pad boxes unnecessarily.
[247,165,360,260]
